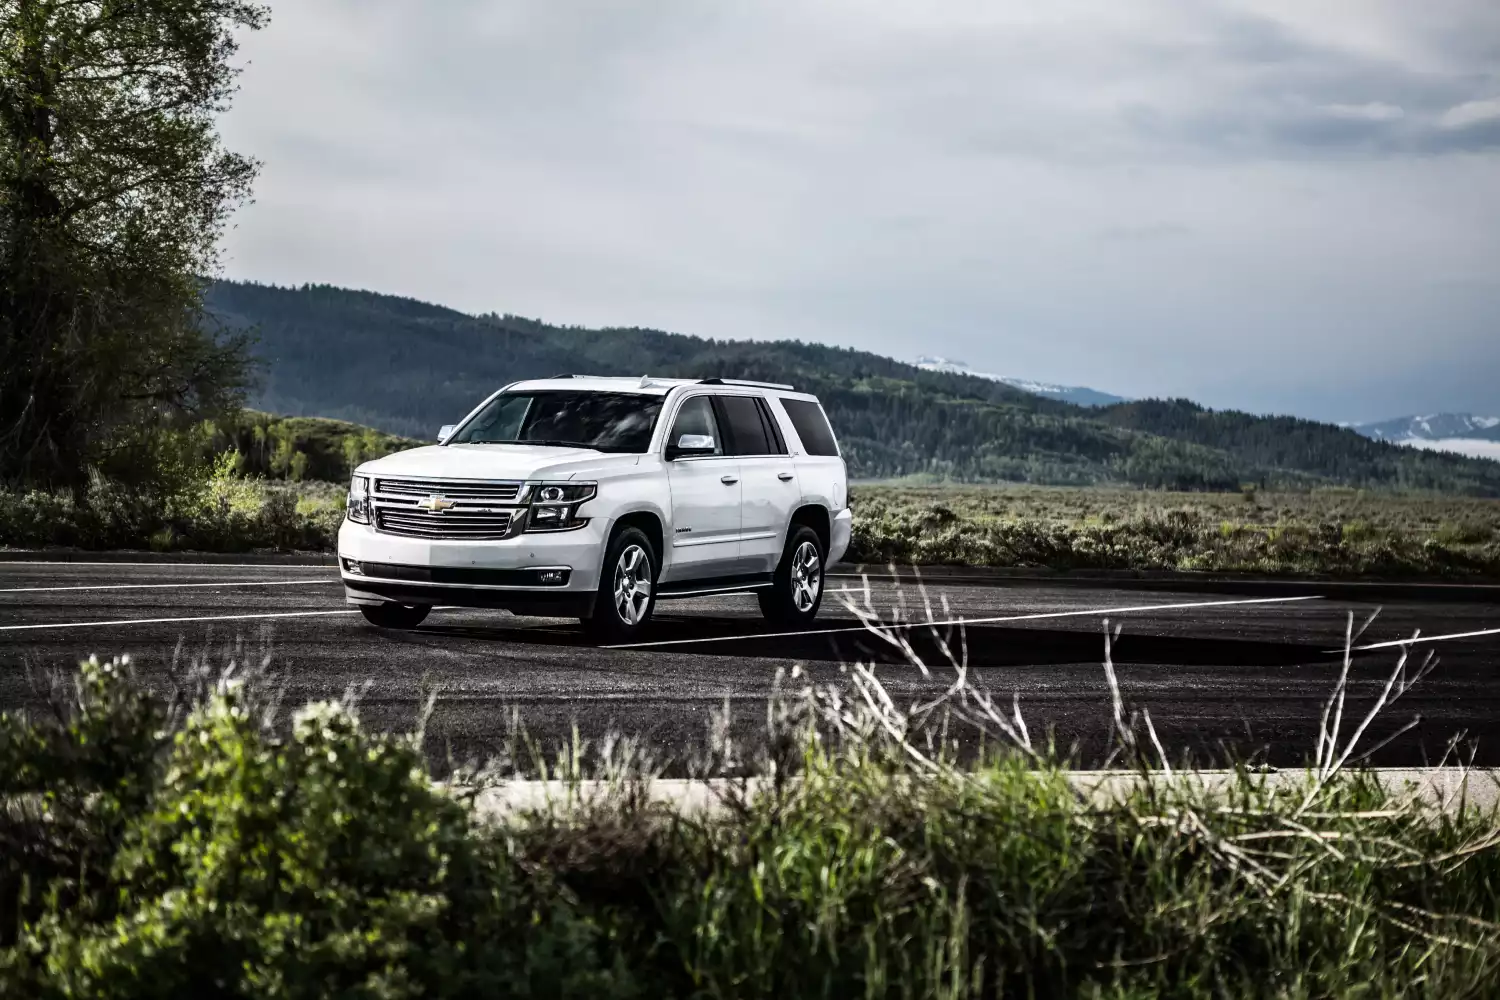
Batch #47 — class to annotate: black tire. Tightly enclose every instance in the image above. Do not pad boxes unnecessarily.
[583,525,658,642]
[359,603,430,629]
[758,525,825,626]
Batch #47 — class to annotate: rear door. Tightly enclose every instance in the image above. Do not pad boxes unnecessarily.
[775,392,846,510]
[662,393,742,581]
[714,393,799,574]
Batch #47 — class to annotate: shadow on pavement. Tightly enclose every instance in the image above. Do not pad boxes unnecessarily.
[410,615,1343,669]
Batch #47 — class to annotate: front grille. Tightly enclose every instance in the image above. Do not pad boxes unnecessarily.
[373,477,523,502]
[376,508,514,540]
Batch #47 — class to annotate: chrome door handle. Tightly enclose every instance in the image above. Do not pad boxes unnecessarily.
[777,472,794,481]
[720,475,739,485]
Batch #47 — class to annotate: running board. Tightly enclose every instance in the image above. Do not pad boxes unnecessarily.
[655,573,773,600]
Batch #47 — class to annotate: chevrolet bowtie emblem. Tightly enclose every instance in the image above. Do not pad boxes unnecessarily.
[416,495,457,513]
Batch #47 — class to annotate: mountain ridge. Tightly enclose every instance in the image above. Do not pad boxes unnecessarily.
[914,356,1128,408]
[206,279,1500,495]
[1351,413,1500,444]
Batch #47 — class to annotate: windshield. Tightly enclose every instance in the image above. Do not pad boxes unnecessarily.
[448,391,663,453]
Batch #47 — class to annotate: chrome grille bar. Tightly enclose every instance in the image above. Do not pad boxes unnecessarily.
[373,477,524,502]
[375,508,516,540]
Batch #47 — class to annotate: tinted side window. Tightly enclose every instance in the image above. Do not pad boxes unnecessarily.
[755,398,787,454]
[781,398,839,456]
[668,396,723,455]
[715,395,772,456]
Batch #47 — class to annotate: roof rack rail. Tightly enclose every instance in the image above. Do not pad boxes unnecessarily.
[698,377,796,390]
[545,373,575,379]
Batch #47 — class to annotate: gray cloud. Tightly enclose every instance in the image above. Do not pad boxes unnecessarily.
[1098,224,1193,242]
[217,0,1500,422]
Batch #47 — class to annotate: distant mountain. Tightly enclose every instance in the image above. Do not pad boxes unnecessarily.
[204,279,1500,494]
[1347,413,1500,462]
[915,357,1128,408]
[1351,413,1500,443]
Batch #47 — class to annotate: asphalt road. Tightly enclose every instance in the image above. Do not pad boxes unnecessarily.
[2,561,1498,769]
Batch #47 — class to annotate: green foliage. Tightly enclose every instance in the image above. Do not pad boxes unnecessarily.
[206,280,1500,494]
[3,657,1500,997]
[847,484,1500,579]
[1099,399,1500,496]
[0,0,267,490]
[1,658,642,998]
[0,465,345,553]
[206,410,422,483]
[6,475,1500,581]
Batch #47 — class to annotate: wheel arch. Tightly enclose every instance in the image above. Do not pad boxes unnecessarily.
[788,503,831,556]
[611,510,665,567]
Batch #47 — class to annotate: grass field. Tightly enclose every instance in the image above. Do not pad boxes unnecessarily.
[847,483,1500,579]
[5,476,1500,580]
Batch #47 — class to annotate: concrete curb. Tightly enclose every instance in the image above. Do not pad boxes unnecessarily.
[467,768,1500,819]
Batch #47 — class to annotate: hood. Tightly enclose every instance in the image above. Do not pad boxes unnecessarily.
[356,444,641,481]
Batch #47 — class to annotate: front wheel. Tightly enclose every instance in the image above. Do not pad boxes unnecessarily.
[758,526,824,626]
[359,603,430,629]
[583,526,658,642]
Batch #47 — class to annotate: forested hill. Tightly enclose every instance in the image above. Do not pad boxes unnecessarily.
[206,280,1500,494]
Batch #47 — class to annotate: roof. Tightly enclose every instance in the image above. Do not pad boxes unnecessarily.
[504,376,697,396]
[504,375,798,396]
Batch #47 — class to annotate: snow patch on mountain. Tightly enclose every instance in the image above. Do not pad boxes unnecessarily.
[914,357,1128,408]
[1396,438,1500,461]
[1351,413,1500,443]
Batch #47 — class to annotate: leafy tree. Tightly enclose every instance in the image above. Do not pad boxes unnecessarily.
[0,0,268,490]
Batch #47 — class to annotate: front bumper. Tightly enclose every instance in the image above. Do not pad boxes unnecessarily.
[338,516,606,616]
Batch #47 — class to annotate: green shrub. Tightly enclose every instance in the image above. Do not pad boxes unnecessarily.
[0,458,348,554]
[3,654,1500,997]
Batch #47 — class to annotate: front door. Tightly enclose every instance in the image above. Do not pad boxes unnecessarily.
[713,393,799,574]
[663,394,742,582]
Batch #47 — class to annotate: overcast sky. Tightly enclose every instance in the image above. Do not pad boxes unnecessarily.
[217,0,1500,423]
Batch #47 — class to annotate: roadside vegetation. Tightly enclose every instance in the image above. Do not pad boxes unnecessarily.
[0,415,416,552]
[3,615,1499,998]
[849,483,1500,580]
[7,471,1498,583]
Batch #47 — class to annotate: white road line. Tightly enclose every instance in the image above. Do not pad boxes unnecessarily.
[0,609,361,632]
[1351,627,1500,652]
[0,561,333,569]
[0,579,340,594]
[605,594,1326,650]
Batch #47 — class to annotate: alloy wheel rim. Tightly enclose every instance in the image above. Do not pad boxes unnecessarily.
[791,540,822,612]
[613,544,651,625]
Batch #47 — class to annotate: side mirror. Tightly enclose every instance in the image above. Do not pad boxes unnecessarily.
[667,433,716,459]
[438,424,456,443]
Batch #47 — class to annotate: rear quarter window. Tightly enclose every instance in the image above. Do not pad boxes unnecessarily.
[779,398,839,457]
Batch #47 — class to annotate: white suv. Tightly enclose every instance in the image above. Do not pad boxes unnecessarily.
[338,376,851,640]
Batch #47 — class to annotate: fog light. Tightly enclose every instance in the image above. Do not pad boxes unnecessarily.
[537,569,565,585]
[343,558,363,576]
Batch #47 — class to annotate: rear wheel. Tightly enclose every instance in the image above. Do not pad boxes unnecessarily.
[359,603,430,629]
[583,526,657,642]
[758,525,824,626]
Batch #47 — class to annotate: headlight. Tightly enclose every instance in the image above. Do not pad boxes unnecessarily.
[346,474,371,524]
[524,481,595,532]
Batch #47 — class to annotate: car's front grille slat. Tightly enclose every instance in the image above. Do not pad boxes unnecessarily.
[369,477,524,540]
[375,508,515,541]
[374,477,522,502]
